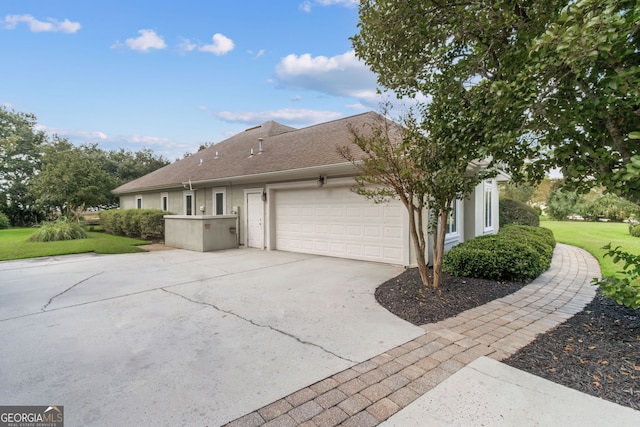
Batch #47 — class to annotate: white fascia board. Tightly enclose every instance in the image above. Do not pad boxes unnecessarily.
[183,162,359,188]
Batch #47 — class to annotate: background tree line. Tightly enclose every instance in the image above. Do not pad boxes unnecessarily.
[501,179,640,222]
[0,107,169,226]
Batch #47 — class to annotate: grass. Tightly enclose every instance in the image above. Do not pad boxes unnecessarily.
[541,219,640,277]
[0,228,150,261]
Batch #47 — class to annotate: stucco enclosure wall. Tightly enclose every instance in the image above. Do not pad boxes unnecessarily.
[164,215,238,252]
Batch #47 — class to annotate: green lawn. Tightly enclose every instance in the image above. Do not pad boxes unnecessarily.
[541,220,640,277]
[0,228,150,261]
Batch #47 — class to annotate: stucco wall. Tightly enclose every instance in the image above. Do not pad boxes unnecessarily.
[164,215,238,252]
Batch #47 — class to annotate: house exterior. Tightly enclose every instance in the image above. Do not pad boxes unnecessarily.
[113,112,502,266]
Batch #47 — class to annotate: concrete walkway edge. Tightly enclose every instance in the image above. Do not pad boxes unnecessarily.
[225,244,612,427]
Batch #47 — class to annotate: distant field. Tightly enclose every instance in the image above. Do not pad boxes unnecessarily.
[541,220,640,277]
[0,228,149,261]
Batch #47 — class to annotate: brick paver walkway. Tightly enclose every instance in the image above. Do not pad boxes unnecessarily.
[225,244,601,427]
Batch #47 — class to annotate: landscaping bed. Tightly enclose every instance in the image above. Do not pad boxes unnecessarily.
[376,268,640,410]
[505,291,640,411]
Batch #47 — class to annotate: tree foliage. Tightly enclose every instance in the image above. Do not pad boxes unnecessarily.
[32,139,117,218]
[353,0,639,203]
[500,182,535,204]
[0,107,47,225]
[518,0,640,203]
[0,107,169,224]
[341,106,495,288]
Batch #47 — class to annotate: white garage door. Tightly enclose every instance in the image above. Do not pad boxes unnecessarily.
[274,186,407,264]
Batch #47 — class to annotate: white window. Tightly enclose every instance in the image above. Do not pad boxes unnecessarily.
[446,200,460,237]
[184,191,194,216]
[212,187,226,216]
[135,195,143,209]
[484,181,494,231]
[161,193,169,212]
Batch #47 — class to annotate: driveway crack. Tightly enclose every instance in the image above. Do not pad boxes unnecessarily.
[42,272,103,312]
[161,288,357,363]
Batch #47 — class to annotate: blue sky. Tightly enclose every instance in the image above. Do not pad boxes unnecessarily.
[1,0,384,160]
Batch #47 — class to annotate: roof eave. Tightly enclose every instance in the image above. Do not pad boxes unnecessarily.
[113,162,359,195]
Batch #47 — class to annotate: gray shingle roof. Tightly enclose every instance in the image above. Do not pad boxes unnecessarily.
[113,111,382,194]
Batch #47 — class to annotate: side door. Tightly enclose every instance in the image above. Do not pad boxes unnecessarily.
[246,192,264,249]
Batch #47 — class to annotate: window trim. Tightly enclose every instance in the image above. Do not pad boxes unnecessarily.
[445,200,460,238]
[183,191,195,216]
[161,192,169,212]
[212,187,226,216]
[484,181,494,232]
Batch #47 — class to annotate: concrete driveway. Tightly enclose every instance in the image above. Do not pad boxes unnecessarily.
[0,249,424,426]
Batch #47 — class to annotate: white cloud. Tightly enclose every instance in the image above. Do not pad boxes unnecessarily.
[248,49,265,59]
[275,50,380,106]
[113,29,167,52]
[215,109,342,125]
[346,103,367,110]
[2,14,81,33]
[127,134,172,145]
[199,33,234,55]
[178,37,197,54]
[300,0,357,12]
[35,125,109,141]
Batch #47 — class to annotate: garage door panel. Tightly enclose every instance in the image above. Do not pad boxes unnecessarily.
[346,225,361,237]
[364,226,381,238]
[346,207,360,217]
[275,187,406,264]
[384,226,402,239]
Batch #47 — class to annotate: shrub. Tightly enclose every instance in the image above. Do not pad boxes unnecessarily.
[592,244,640,309]
[137,210,165,239]
[581,193,640,222]
[28,218,88,242]
[629,224,640,238]
[0,212,9,230]
[443,225,555,282]
[100,209,167,240]
[501,225,556,258]
[499,198,540,227]
[123,209,142,237]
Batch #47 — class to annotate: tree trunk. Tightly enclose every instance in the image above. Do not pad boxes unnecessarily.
[406,201,431,287]
[432,210,449,288]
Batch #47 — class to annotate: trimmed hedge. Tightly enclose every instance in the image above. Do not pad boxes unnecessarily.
[443,225,556,282]
[499,198,540,227]
[630,224,640,238]
[100,209,168,240]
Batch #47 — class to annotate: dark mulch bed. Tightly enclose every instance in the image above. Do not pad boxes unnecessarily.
[375,267,527,325]
[376,267,640,411]
[505,292,640,410]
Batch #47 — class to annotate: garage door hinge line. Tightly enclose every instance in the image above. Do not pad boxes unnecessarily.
[161,288,357,364]
[41,272,104,312]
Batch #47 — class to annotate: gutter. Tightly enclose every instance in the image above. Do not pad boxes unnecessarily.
[113,162,359,195]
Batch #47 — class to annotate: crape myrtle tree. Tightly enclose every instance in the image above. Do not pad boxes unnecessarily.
[342,97,495,288]
[349,1,555,287]
[0,107,47,225]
